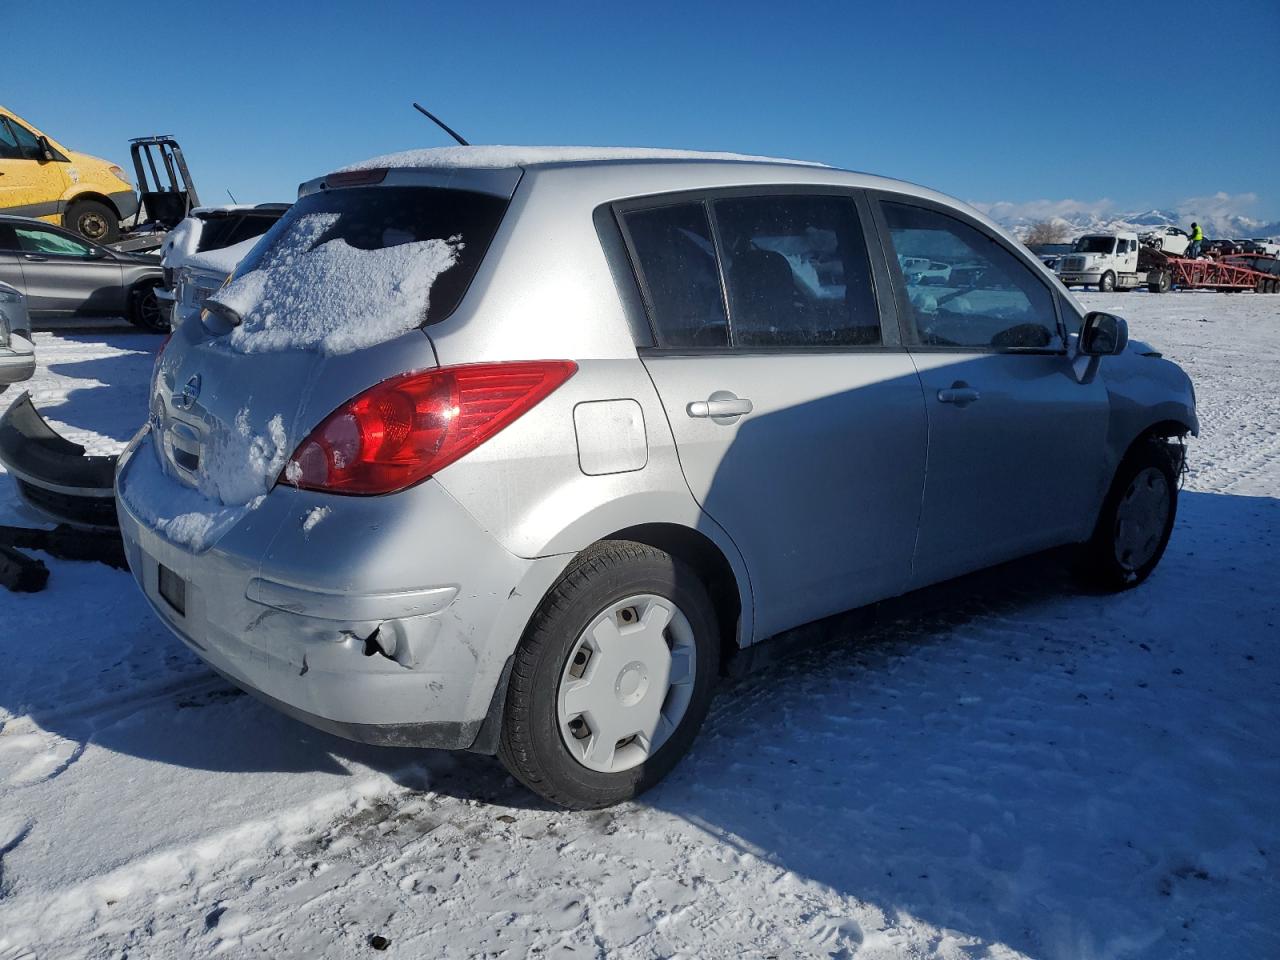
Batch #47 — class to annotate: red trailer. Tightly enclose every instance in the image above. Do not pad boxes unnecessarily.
[1137,248,1280,293]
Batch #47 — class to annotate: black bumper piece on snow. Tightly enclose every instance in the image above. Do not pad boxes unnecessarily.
[0,392,119,530]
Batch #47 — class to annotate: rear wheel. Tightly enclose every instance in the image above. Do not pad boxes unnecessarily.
[1099,271,1116,292]
[64,200,119,244]
[128,282,167,332]
[1078,440,1180,591]
[1148,270,1171,293]
[498,541,720,809]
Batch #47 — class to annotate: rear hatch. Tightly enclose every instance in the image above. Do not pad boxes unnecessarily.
[125,171,517,550]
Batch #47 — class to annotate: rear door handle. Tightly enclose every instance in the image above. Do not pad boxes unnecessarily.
[687,394,753,421]
[937,382,980,406]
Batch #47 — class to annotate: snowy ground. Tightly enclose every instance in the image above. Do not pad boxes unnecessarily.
[0,292,1276,959]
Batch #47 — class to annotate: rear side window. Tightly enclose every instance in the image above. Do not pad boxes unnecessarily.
[712,194,880,347]
[883,201,1058,351]
[621,203,729,348]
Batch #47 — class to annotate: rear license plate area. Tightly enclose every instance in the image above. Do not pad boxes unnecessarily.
[158,564,187,616]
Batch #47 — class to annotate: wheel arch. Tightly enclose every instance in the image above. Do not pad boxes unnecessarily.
[63,190,122,219]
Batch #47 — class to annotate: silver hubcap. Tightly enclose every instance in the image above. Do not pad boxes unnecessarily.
[557,594,696,774]
[1114,466,1170,572]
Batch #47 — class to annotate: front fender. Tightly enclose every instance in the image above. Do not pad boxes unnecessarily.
[1102,352,1198,477]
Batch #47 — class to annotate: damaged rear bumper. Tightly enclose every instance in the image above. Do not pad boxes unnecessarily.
[114,428,570,752]
[0,391,119,529]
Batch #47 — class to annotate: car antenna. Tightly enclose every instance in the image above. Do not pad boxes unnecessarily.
[226,189,238,204]
[412,102,469,146]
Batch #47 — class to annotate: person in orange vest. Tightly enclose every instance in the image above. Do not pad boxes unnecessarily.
[1187,222,1204,258]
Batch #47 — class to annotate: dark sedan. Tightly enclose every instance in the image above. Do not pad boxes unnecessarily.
[0,215,165,330]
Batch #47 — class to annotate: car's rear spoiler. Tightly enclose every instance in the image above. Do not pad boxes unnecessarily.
[0,392,119,530]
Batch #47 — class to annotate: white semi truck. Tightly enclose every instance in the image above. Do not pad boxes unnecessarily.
[1055,232,1172,292]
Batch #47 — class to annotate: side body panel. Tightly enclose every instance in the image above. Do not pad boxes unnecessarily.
[905,351,1109,586]
[642,352,926,637]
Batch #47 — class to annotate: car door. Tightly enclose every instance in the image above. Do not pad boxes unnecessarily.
[10,222,123,315]
[871,195,1110,589]
[0,117,68,222]
[619,191,928,639]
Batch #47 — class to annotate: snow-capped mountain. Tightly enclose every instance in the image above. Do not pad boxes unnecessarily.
[986,206,1280,242]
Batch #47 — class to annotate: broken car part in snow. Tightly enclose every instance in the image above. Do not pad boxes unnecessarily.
[0,524,127,570]
[0,543,49,592]
[0,391,119,530]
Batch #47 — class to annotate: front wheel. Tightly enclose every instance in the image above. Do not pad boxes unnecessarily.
[64,199,119,244]
[1098,271,1116,292]
[498,541,720,809]
[1078,440,1180,590]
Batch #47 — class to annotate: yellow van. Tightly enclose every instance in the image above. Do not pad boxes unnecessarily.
[0,106,138,243]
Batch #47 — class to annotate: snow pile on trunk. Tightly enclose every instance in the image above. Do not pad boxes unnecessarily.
[339,144,827,171]
[208,212,462,356]
[116,407,291,550]
[196,409,289,505]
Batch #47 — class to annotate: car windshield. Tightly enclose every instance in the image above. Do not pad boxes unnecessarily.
[1073,237,1115,254]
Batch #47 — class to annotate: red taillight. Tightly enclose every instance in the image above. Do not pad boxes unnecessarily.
[280,360,578,495]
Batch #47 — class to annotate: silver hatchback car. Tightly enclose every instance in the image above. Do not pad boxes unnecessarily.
[116,147,1197,808]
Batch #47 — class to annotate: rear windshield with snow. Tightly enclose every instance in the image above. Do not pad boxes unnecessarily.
[213,186,508,354]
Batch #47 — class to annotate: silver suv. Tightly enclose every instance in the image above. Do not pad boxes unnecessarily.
[115,148,1197,808]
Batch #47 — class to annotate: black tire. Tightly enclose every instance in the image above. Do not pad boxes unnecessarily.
[497,540,720,809]
[1078,440,1180,591]
[128,282,168,332]
[1098,271,1116,292]
[64,199,119,244]
[1147,270,1171,294]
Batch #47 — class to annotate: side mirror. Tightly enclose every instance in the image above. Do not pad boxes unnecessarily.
[1080,311,1128,356]
[36,136,55,163]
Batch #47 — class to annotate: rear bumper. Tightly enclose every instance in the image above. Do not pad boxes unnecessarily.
[115,428,570,750]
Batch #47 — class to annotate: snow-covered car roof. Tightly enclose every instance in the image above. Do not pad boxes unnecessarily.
[339,145,828,172]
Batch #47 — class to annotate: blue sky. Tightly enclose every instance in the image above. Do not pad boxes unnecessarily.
[7,0,1278,221]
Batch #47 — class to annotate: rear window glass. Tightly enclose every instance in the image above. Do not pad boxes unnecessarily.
[196,212,288,253]
[211,186,508,354]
